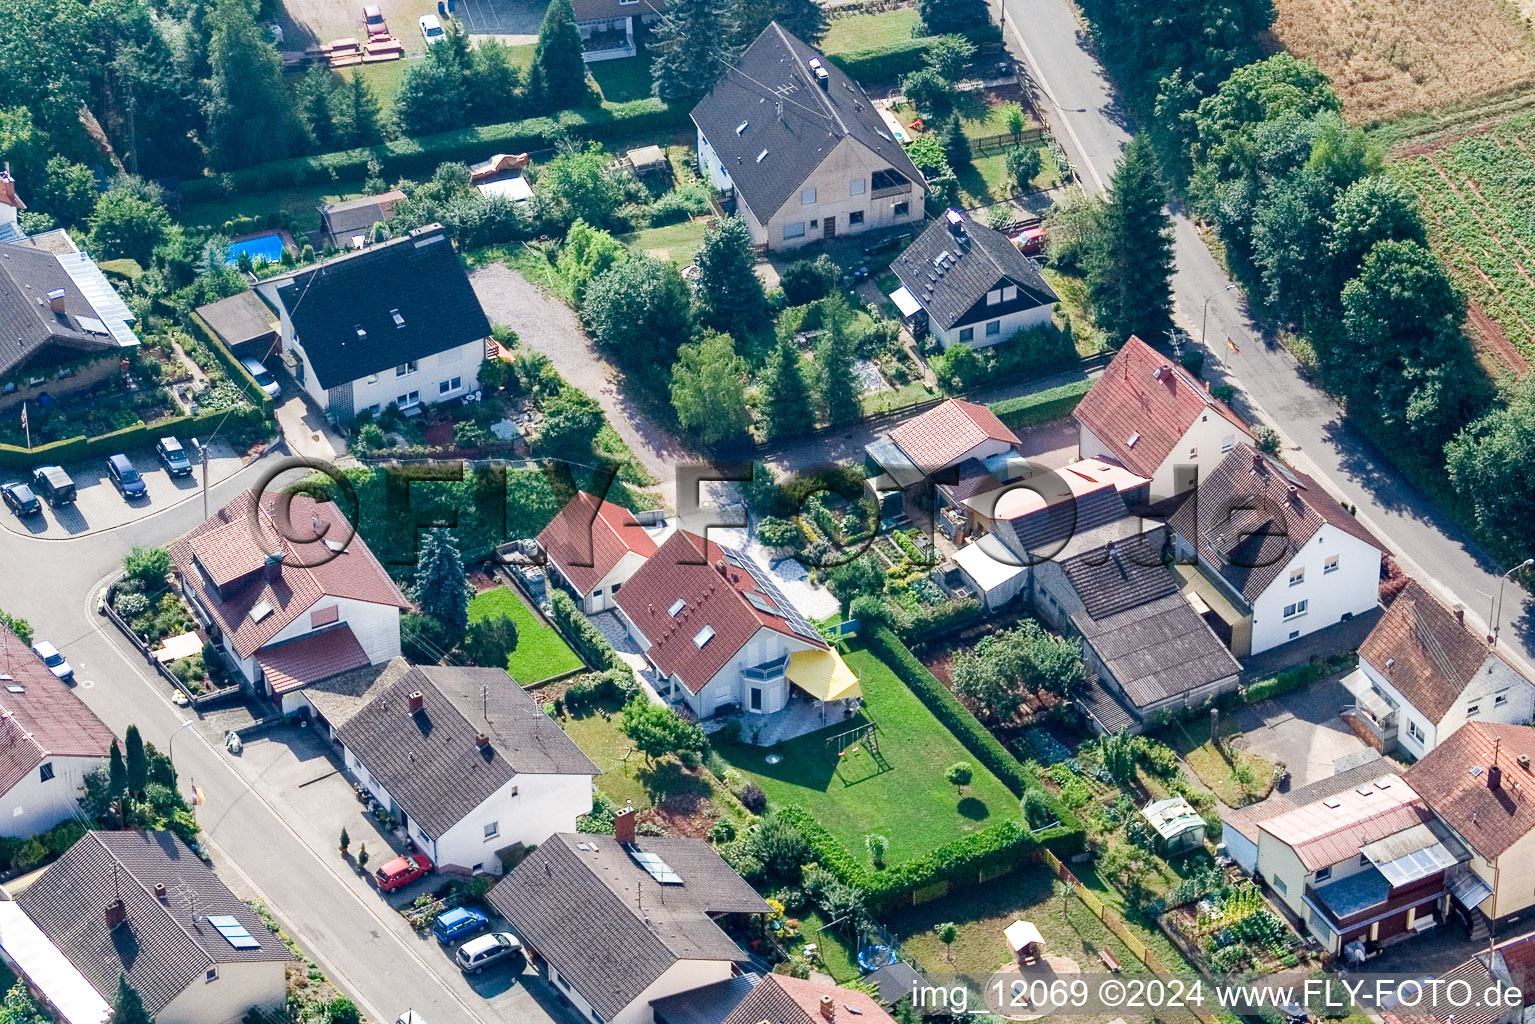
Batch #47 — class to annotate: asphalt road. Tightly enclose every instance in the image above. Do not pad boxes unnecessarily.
[1002,0,1535,670]
[0,448,571,1024]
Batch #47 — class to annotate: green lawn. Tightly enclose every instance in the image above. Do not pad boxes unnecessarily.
[467,587,584,683]
[861,378,939,415]
[619,219,711,265]
[558,701,723,812]
[590,51,653,104]
[345,59,415,106]
[822,9,921,54]
[178,181,360,232]
[715,647,1018,867]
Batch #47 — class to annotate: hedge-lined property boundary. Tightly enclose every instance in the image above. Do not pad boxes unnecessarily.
[827,25,1002,83]
[180,101,692,205]
[186,310,283,412]
[0,404,266,471]
[988,378,1093,432]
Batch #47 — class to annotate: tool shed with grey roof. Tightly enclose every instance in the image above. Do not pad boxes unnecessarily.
[12,830,291,1024]
[490,832,769,1024]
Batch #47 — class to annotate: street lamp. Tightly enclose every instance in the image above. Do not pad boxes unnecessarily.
[167,719,195,795]
[1201,284,1236,349]
[1493,558,1534,646]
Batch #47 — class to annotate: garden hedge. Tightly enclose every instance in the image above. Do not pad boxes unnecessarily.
[0,404,266,471]
[186,310,280,413]
[827,25,1003,84]
[549,589,634,683]
[989,379,1093,432]
[180,100,693,205]
[1242,652,1355,704]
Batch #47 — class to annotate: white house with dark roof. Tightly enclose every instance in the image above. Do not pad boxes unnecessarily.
[169,490,408,706]
[328,660,598,875]
[256,223,489,423]
[538,490,661,613]
[3,830,292,1024]
[489,812,770,1024]
[1344,580,1534,759]
[570,0,667,60]
[888,210,1059,349]
[690,23,927,251]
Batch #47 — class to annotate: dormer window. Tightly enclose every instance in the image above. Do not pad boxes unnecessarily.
[391,309,405,328]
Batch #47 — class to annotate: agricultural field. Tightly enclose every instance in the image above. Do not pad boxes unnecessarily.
[1392,111,1535,369]
[1269,0,1535,122]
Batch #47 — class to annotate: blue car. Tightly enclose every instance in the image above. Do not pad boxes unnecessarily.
[433,907,488,945]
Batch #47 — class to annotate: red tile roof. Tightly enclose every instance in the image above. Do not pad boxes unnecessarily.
[1256,773,1430,870]
[723,974,898,1024]
[1073,336,1251,478]
[889,399,1019,472]
[1361,580,1500,724]
[537,491,658,595]
[614,532,825,693]
[0,622,114,794]
[255,625,372,694]
[1406,722,1535,860]
[171,491,408,659]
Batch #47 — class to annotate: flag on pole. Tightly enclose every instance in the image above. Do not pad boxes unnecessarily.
[19,402,27,449]
[1226,337,1240,355]
[192,783,206,806]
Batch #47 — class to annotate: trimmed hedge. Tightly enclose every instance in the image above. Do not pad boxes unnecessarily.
[549,589,631,678]
[864,625,1052,802]
[181,101,692,205]
[186,310,280,413]
[827,25,1002,84]
[989,378,1093,432]
[0,403,266,471]
[1242,652,1355,704]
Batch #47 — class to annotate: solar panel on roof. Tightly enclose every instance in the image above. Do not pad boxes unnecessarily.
[629,850,683,885]
[724,547,820,643]
[208,915,262,949]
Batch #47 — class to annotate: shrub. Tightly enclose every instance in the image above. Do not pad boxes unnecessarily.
[756,517,801,549]
[123,546,172,588]
[779,255,840,306]
[1254,425,1282,455]
[114,591,151,620]
[738,783,767,813]
[548,590,635,694]
[1179,348,1205,377]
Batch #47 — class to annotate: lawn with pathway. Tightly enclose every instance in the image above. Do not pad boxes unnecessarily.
[715,646,1018,867]
[468,587,584,683]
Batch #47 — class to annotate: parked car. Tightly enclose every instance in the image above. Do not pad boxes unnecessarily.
[374,852,433,892]
[362,5,389,37]
[239,356,281,399]
[156,436,193,477]
[455,932,521,974]
[31,641,73,682]
[106,453,148,500]
[0,481,40,518]
[397,1014,428,1024]
[419,13,444,43]
[433,907,488,945]
[30,465,75,507]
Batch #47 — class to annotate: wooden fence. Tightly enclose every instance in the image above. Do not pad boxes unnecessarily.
[972,128,1049,155]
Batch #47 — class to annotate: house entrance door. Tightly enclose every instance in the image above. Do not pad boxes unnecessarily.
[824,216,836,238]
[750,687,763,711]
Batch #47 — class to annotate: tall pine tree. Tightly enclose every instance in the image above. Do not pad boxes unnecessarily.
[529,0,589,109]
[124,725,148,799]
[413,529,470,640]
[694,216,768,340]
[203,0,294,170]
[110,974,154,1024]
[760,335,812,441]
[651,0,729,103]
[814,296,860,426]
[1086,134,1174,344]
[107,740,127,801]
[725,0,829,50]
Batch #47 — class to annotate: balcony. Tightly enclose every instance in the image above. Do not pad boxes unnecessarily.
[871,181,913,200]
[740,653,790,685]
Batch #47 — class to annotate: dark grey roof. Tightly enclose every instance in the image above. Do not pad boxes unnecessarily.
[15,830,292,1014]
[274,225,490,390]
[489,834,769,1020]
[333,660,598,838]
[1062,538,1178,619]
[0,242,119,374]
[992,476,1129,562]
[571,0,668,19]
[936,458,1007,503]
[1073,592,1241,710]
[867,962,926,1007]
[690,23,925,224]
[1076,672,1138,733]
[890,214,1058,330]
[196,290,278,349]
[1222,753,1388,844]
[318,190,405,245]
[653,972,761,1024]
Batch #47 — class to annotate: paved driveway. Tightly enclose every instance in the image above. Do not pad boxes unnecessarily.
[0,439,245,539]
[1227,676,1371,788]
[453,0,545,42]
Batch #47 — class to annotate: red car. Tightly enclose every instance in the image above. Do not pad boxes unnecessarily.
[362,5,389,39]
[375,851,433,891]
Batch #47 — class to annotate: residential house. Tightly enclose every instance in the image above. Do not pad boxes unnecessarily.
[1380,946,1526,1024]
[1404,723,1535,937]
[257,224,490,423]
[1167,443,1384,656]
[570,0,667,60]
[614,531,859,721]
[864,398,1025,522]
[0,169,26,244]
[889,209,1059,350]
[691,24,927,251]
[318,190,406,248]
[0,622,115,837]
[488,812,770,1024]
[1343,580,1535,759]
[3,830,291,1024]
[1031,534,1241,734]
[194,291,280,359]
[326,659,598,875]
[1221,751,1387,874]
[170,490,409,705]
[653,972,899,1024]
[538,490,661,613]
[1251,772,1469,954]
[1073,336,1252,499]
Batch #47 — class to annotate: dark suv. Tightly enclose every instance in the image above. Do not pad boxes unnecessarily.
[31,465,76,507]
[156,436,193,477]
[106,454,148,499]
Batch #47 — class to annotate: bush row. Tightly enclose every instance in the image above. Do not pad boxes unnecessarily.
[180,101,692,203]
[864,624,1049,801]
[897,597,985,643]
[548,589,632,680]
[1242,652,1356,704]
[0,819,87,874]
[827,25,1003,83]
[186,311,281,413]
[0,403,267,471]
[988,378,1093,432]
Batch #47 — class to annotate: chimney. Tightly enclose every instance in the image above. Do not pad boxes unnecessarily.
[104,899,126,930]
[1490,763,1504,791]
[474,731,490,750]
[809,58,829,89]
[715,559,727,579]
[0,169,23,222]
[407,690,424,714]
[1519,754,1531,771]
[153,883,167,900]
[46,288,66,314]
[945,209,965,237]
[1455,604,1466,626]
[1251,453,1265,474]
[820,995,836,1022]
[264,552,283,579]
[615,803,636,844]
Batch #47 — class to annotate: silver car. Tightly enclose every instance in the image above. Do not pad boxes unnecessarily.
[455,932,521,974]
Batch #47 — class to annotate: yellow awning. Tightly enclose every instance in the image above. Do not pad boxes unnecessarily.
[787,648,862,701]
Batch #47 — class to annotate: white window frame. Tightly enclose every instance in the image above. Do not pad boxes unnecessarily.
[1409,720,1425,742]
[1289,567,1305,586]
[1221,434,1236,452]
[439,376,462,395]
[206,968,218,983]
[801,188,816,205]
[1468,703,1481,718]
[396,360,418,377]
[893,201,910,217]
[1002,284,1018,301]
[1496,691,1510,707]
[784,221,806,240]
[1314,866,1332,882]
[1283,599,1309,619]
[1274,877,1288,896]
[396,390,420,409]
[850,178,865,195]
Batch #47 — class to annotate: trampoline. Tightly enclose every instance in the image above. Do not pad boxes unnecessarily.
[857,945,897,972]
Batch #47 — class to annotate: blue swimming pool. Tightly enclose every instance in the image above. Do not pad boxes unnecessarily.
[226,234,285,266]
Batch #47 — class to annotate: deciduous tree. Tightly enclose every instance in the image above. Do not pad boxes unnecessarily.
[87,176,171,266]
[1446,375,1535,559]
[463,615,520,671]
[917,0,989,34]
[204,0,293,169]
[620,698,705,765]
[672,331,752,445]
